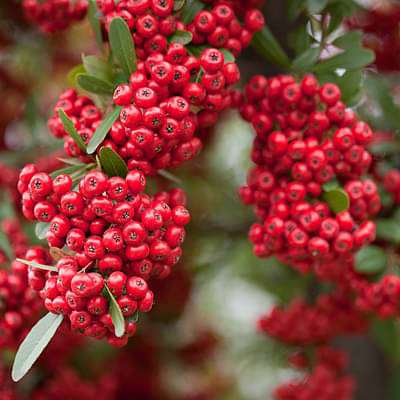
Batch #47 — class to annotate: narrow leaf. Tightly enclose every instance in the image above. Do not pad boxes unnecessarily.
[355,245,387,274]
[322,188,350,213]
[99,147,128,178]
[174,0,186,11]
[57,109,86,152]
[104,284,125,338]
[35,222,50,240]
[307,0,329,14]
[312,47,375,73]
[158,169,182,184]
[292,47,320,70]
[252,27,291,69]
[220,48,235,63]
[50,163,88,179]
[168,30,193,45]
[12,313,63,382]
[67,64,85,87]
[82,55,113,82]
[87,107,122,154]
[109,17,137,79]
[0,230,14,261]
[56,157,84,166]
[16,258,57,272]
[376,219,400,244]
[77,74,114,95]
[88,0,103,52]
[180,0,205,24]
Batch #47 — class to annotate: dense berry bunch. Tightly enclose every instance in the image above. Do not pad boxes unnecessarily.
[96,0,264,59]
[239,74,378,267]
[22,0,88,33]
[47,90,102,158]
[48,46,240,174]
[275,347,354,400]
[186,1,265,56]
[0,248,44,350]
[97,0,182,60]
[17,165,190,345]
[258,291,367,346]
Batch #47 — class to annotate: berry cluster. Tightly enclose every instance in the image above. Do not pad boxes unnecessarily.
[49,45,240,174]
[0,248,43,350]
[275,347,354,400]
[239,74,377,268]
[187,2,265,56]
[17,165,190,345]
[258,291,367,346]
[356,275,400,318]
[47,89,102,158]
[23,0,88,33]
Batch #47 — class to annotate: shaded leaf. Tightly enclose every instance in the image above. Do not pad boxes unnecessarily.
[307,0,329,14]
[220,48,235,63]
[77,74,114,95]
[99,146,128,178]
[50,163,88,179]
[174,0,186,11]
[312,47,375,73]
[0,230,14,261]
[355,245,387,274]
[67,64,85,87]
[180,0,205,24]
[87,107,122,154]
[57,109,86,152]
[292,46,320,70]
[376,219,400,244]
[35,222,50,240]
[168,30,193,45]
[109,17,137,79]
[322,188,349,213]
[82,55,113,82]
[104,284,125,338]
[16,258,57,272]
[12,313,63,382]
[252,27,291,69]
[88,0,103,51]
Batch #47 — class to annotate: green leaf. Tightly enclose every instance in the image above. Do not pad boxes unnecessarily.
[109,17,137,79]
[355,246,387,274]
[16,258,57,272]
[50,163,89,179]
[12,313,63,382]
[98,146,128,178]
[376,219,400,244]
[322,188,349,213]
[252,27,291,69]
[220,48,235,63]
[82,55,113,82]
[88,0,103,52]
[168,30,193,45]
[67,64,86,87]
[104,284,125,338]
[57,109,87,152]
[127,310,139,323]
[180,0,205,24]
[35,222,50,240]
[333,31,363,50]
[77,73,115,95]
[0,230,14,261]
[307,0,329,14]
[371,318,400,362]
[56,157,84,166]
[87,107,122,154]
[292,47,320,70]
[312,47,375,73]
[174,0,186,11]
